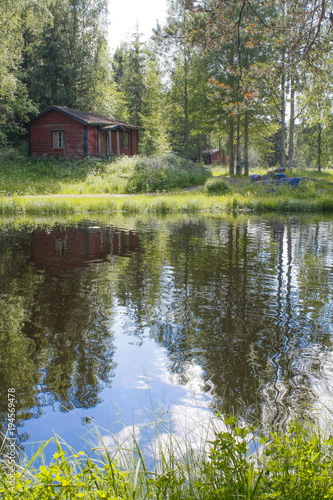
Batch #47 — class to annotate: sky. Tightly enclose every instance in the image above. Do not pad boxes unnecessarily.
[107,0,169,51]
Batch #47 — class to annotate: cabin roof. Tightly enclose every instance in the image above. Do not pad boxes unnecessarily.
[31,105,140,129]
[203,148,219,155]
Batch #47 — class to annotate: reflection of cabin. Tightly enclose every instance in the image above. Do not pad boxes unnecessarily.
[203,148,220,165]
[33,227,139,273]
[28,106,140,159]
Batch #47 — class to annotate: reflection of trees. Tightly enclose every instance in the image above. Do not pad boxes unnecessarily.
[27,268,116,411]
[0,229,41,437]
[0,227,117,438]
[1,217,333,436]
[164,220,281,417]
[115,217,333,423]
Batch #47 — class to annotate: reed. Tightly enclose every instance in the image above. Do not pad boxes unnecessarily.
[1,415,333,499]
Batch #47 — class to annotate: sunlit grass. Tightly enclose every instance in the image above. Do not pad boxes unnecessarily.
[0,148,211,196]
[1,176,332,216]
[1,414,333,499]
[1,144,333,214]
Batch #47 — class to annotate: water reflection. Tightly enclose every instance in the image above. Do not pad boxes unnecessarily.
[0,216,332,450]
[33,226,139,273]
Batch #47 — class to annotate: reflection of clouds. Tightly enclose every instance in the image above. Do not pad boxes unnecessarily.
[99,424,144,467]
[134,375,150,391]
[152,405,227,463]
[152,351,214,396]
[99,359,226,466]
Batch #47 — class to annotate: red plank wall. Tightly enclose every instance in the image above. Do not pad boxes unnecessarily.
[29,110,85,158]
[211,150,220,163]
[110,130,138,156]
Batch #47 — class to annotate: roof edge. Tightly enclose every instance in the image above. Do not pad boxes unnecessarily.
[29,105,141,129]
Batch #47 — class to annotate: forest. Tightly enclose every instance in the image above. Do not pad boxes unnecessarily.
[1,0,333,173]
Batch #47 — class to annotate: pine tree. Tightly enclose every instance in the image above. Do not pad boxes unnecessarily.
[26,0,121,116]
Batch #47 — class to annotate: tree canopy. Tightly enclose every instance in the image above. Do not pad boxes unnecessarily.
[1,0,333,170]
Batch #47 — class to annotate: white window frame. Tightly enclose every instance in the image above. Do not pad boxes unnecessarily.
[52,130,65,150]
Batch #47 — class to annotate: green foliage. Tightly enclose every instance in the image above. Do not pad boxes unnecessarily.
[198,418,259,499]
[26,0,114,115]
[123,153,211,193]
[0,0,52,139]
[158,4,214,161]
[0,148,211,195]
[260,422,333,499]
[205,177,231,196]
[1,419,333,499]
[112,36,169,155]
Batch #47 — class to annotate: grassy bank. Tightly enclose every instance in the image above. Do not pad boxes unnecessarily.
[1,417,333,499]
[0,147,210,196]
[1,146,333,214]
[1,179,333,215]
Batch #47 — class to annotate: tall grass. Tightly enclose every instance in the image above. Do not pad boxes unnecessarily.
[1,415,333,499]
[1,177,333,215]
[0,148,211,195]
[1,145,333,214]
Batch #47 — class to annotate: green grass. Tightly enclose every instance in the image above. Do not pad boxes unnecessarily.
[1,146,333,214]
[210,163,333,182]
[1,416,333,499]
[0,147,211,196]
[0,177,332,215]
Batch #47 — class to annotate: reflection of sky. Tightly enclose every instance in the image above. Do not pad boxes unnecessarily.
[22,303,217,463]
[99,312,227,467]
[14,217,333,463]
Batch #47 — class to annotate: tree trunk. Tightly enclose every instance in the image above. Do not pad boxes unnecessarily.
[317,122,322,172]
[244,110,249,176]
[184,50,189,159]
[229,118,235,175]
[288,80,295,169]
[281,73,286,170]
[236,113,242,175]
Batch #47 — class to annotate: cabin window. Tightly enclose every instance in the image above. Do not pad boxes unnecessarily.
[54,236,68,256]
[122,132,129,149]
[52,130,65,149]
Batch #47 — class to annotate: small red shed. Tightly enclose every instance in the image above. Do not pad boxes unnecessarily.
[203,148,220,165]
[28,105,140,159]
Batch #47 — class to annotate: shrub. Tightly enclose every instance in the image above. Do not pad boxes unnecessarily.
[205,177,231,195]
[123,153,211,193]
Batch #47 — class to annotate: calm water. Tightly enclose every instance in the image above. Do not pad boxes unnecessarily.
[0,214,332,459]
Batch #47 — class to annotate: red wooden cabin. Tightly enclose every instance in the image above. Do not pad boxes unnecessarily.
[203,148,220,165]
[28,105,140,159]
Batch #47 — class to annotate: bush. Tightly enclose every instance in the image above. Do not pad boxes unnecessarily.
[123,153,211,193]
[205,177,231,195]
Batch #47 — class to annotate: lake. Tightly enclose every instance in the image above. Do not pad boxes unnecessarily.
[0,213,332,461]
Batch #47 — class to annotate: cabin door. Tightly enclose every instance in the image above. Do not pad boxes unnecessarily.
[99,132,107,157]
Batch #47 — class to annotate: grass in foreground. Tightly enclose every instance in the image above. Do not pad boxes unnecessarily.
[0,177,333,215]
[1,417,333,499]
